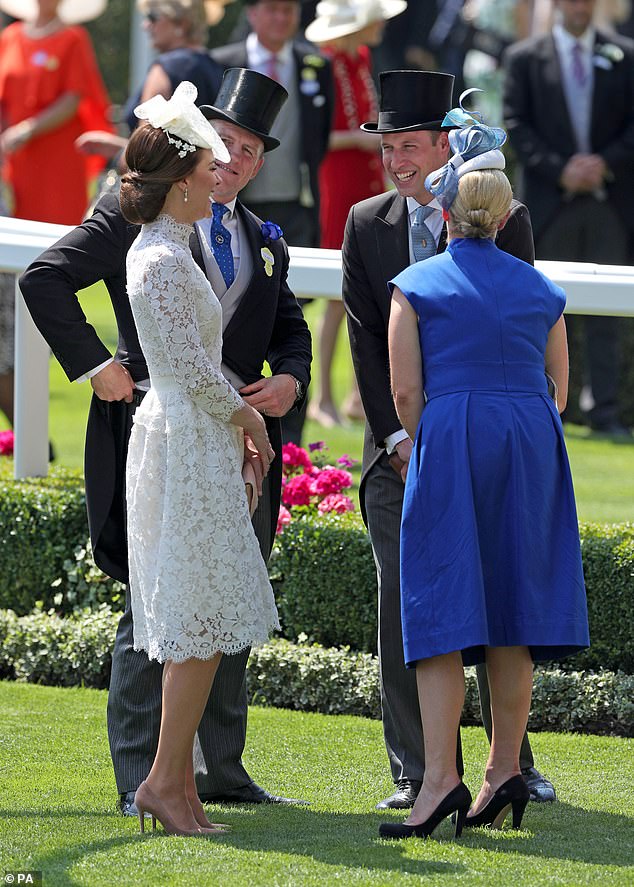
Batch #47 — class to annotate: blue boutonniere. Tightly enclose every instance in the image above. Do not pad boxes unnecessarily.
[261,220,283,243]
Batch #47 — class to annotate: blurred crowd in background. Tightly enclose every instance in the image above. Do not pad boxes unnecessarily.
[1,0,634,438]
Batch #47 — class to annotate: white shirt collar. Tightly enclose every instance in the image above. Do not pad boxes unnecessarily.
[553,22,595,55]
[217,194,238,221]
[246,32,293,66]
[212,196,238,219]
[407,196,441,217]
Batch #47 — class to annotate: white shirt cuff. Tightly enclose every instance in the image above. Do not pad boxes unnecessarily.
[76,357,114,383]
[384,429,410,455]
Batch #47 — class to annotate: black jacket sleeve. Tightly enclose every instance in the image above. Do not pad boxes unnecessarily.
[19,194,143,382]
[265,238,312,392]
[342,204,401,448]
[496,199,535,266]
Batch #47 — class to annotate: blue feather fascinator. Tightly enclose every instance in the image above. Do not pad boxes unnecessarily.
[425,89,507,210]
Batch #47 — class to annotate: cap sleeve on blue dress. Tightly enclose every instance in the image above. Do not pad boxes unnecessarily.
[389,265,423,310]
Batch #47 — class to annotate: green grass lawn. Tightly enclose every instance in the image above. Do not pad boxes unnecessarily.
[1,681,632,886]
[2,289,634,522]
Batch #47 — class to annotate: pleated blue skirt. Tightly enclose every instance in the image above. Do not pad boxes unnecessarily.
[400,391,590,667]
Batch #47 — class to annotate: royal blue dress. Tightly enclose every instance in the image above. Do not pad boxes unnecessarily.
[392,238,590,667]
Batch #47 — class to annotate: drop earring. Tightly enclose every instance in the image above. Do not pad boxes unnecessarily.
[183,186,188,203]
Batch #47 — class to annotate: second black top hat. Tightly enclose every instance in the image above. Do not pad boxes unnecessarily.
[361,70,455,133]
[200,68,288,152]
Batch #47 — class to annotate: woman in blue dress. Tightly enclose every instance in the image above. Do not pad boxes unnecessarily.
[380,116,589,840]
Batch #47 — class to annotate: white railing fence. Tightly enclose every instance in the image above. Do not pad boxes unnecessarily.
[2,216,634,478]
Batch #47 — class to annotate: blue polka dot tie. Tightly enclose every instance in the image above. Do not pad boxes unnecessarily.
[411,205,437,263]
[210,202,235,289]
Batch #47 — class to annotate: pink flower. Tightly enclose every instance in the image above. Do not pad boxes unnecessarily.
[318,493,355,514]
[282,441,313,475]
[337,454,357,468]
[0,429,14,456]
[309,467,353,497]
[282,473,315,507]
[308,440,326,452]
[276,505,292,534]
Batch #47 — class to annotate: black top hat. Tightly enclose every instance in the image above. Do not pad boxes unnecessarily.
[200,68,288,153]
[361,70,455,133]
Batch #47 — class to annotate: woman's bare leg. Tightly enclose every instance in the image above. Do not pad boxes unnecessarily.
[185,748,228,830]
[145,653,222,831]
[309,300,345,426]
[469,645,533,815]
[342,374,365,422]
[407,651,464,826]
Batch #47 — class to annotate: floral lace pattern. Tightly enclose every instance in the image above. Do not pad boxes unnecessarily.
[126,214,279,663]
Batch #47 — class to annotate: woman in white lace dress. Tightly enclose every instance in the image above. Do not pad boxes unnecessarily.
[119,83,279,837]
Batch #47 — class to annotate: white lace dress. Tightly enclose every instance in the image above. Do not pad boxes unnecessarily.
[125,213,279,663]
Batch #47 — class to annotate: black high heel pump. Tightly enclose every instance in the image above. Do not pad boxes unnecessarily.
[465,775,530,830]
[379,782,472,840]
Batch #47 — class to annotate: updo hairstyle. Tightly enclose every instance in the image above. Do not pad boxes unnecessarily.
[449,169,512,240]
[138,0,208,44]
[120,123,200,224]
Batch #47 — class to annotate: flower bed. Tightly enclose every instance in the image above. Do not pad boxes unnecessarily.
[277,442,356,532]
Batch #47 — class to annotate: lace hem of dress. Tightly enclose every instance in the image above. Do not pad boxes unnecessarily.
[134,622,280,664]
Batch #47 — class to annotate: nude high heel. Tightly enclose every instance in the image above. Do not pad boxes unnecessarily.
[134,781,202,837]
[188,796,230,833]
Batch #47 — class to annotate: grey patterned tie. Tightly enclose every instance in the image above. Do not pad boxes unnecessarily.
[411,205,436,262]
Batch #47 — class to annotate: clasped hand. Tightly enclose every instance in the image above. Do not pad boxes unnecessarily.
[91,362,135,402]
[240,374,296,418]
[560,154,607,194]
[243,432,265,497]
[388,438,413,484]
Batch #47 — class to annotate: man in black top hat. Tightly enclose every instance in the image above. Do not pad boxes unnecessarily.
[20,68,311,815]
[342,69,556,809]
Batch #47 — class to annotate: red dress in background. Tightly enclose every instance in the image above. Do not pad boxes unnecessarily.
[318,45,384,249]
[0,22,112,225]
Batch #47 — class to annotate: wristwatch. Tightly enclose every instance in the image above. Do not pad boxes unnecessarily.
[289,375,305,405]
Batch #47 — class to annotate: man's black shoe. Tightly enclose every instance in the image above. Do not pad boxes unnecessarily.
[376,778,422,810]
[119,790,150,818]
[199,781,309,805]
[521,767,556,803]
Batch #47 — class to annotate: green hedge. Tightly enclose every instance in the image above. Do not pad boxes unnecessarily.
[249,639,634,737]
[270,511,378,653]
[1,606,631,736]
[274,513,634,675]
[1,466,632,673]
[578,523,634,675]
[0,605,115,689]
[50,541,125,614]
[0,464,88,615]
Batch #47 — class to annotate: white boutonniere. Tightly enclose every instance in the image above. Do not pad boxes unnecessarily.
[593,42,625,69]
[261,246,275,277]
